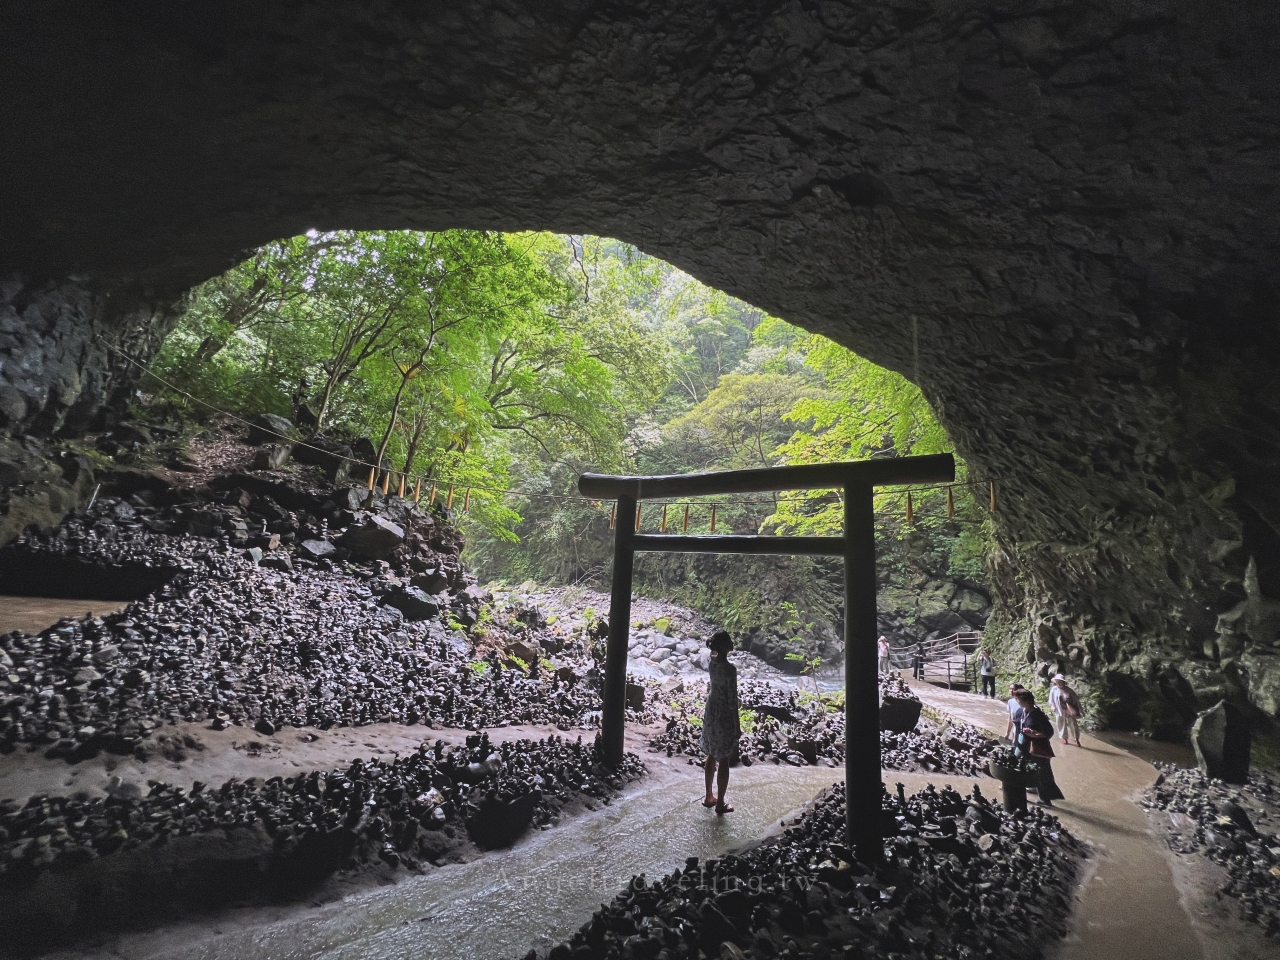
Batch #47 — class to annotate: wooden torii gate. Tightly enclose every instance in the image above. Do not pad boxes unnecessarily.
[579,453,955,861]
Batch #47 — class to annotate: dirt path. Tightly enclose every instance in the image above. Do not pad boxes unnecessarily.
[907,677,1204,960]
[0,595,130,636]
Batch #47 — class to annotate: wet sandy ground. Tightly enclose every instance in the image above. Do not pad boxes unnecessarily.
[42,756,844,960]
[0,596,130,637]
[907,677,1207,960]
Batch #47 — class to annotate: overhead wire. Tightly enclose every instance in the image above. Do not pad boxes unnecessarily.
[109,341,1101,524]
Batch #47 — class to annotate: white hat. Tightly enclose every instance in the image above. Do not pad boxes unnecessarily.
[1051,673,1066,682]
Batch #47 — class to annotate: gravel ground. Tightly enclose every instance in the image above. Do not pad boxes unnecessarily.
[1143,764,1280,938]
[523,779,1083,960]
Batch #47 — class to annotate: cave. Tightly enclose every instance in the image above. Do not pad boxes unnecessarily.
[2,0,1280,750]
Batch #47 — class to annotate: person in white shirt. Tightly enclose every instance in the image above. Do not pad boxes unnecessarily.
[1048,673,1083,746]
[877,635,891,674]
[1004,682,1025,741]
[977,648,997,698]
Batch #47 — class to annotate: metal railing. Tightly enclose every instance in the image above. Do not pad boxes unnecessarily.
[888,631,984,689]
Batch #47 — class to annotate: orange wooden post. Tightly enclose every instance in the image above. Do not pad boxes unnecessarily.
[414,478,422,502]
[397,474,406,498]
[710,504,717,532]
[366,467,376,490]
[635,502,643,532]
[989,481,997,513]
[463,489,471,512]
[906,491,914,524]
[609,504,616,529]
[446,484,455,509]
[682,504,689,532]
[660,504,668,532]
[429,482,437,505]
[381,470,391,495]
[946,485,955,518]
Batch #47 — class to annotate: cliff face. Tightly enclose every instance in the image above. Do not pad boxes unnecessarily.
[0,278,175,436]
[2,1,1280,739]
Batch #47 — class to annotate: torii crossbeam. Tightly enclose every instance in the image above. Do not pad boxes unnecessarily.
[578,453,956,861]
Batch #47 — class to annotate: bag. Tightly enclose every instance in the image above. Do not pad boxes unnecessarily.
[1029,736,1055,758]
[1066,692,1083,719]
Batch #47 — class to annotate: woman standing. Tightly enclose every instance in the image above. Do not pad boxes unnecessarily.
[1013,688,1065,807]
[701,631,740,815]
[1048,674,1083,746]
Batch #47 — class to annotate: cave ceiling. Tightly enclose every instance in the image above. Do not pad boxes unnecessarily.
[3,0,1280,732]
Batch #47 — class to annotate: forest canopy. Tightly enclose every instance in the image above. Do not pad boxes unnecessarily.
[149,230,984,583]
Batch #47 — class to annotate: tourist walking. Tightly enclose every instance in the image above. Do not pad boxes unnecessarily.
[913,640,926,680]
[1048,673,1083,746]
[1003,682,1025,742]
[700,631,740,815]
[1012,688,1065,806]
[877,635,892,674]
[977,648,997,698]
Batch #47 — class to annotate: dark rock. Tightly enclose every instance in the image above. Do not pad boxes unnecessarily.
[247,414,293,445]
[297,539,335,560]
[410,569,450,593]
[1192,700,1251,784]
[255,717,276,735]
[251,443,292,470]
[880,695,923,735]
[260,554,294,573]
[626,682,646,711]
[338,516,404,560]
[381,586,439,621]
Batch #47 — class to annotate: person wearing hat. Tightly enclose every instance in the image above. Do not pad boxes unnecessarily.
[1048,673,1083,746]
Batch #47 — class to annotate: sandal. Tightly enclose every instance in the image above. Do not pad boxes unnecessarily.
[715,802,734,815]
[700,799,717,808]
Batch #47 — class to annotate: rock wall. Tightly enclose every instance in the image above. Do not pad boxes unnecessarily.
[0,277,175,436]
[2,1,1280,740]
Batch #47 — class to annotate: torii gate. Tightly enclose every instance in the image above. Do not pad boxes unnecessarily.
[579,453,955,861]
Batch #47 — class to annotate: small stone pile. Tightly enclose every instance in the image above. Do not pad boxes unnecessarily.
[0,733,644,886]
[523,780,1082,960]
[0,481,618,761]
[1142,764,1280,937]
[648,678,998,776]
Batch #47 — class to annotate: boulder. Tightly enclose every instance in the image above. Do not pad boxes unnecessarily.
[338,516,405,560]
[626,681,646,711]
[247,413,293,445]
[260,554,293,574]
[880,695,923,734]
[506,640,540,665]
[292,437,356,481]
[1191,699,1251,784]
[467,792,537,850]
[381,586,439,621]
[411,568,450,593]
[297,538,336,560]
[251,444,292,470]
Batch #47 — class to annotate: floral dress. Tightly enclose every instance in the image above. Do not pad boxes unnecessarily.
[700,656,739,759]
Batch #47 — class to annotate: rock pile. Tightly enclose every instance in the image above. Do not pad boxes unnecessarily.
[1142,764,1280,937]
[647,678,998,776]
[0,481,615,760]
[524,780,1081,960]
[0,733,643,886]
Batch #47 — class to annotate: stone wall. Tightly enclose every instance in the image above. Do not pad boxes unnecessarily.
[2,1,1280,740]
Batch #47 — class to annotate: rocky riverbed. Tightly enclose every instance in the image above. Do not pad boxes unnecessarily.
[1142,764,1280,939]
[525,780,1083,960]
